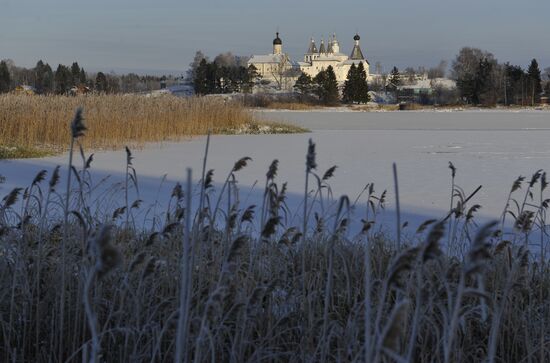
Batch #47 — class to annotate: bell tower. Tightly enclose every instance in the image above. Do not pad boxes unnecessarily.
[273,32,282,55]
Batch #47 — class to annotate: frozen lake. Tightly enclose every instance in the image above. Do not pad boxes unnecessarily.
[2,109,550,231]
[260,108,550,131]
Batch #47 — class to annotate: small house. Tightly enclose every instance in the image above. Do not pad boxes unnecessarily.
[14,85,36,95]
[69,85,92,96]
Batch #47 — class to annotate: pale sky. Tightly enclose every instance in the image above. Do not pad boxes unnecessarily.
[1,0,549,75]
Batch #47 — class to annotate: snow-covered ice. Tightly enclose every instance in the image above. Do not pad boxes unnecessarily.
[2,109,550,232]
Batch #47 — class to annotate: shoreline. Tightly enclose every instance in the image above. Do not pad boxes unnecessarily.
[254,104,550,113]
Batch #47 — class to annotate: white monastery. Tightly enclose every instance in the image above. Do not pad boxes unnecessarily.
[248,32,370,89]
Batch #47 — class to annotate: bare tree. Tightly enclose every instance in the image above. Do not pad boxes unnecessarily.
[235,55,251,68]
[270,55,295,90]
[213,52,237,68]
[375,61,382,75]
[452,47,498,104]
[428,60,448,79]
[403,67,416,85]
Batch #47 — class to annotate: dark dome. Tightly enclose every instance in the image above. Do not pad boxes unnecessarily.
[273,32,282,45]
[353,34,360,41]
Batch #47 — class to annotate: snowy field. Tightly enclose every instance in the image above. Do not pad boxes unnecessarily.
[2,109,550,232]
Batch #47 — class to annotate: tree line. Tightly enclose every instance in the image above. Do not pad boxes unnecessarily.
[452,47,548,106]
[187,51,261,95]
[187,50,371,105]
[189,47,549,107]
[5,47,547,105]
[0,59,173,95]
[193,60,260,95]
[300,48,549,107]
[293,63,370,105]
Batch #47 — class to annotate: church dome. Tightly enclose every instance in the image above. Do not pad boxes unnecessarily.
[273,32,282,45]
[353,33,361,41]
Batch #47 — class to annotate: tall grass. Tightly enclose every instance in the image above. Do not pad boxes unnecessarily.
[1,109,550,362]
[0,94,301,155]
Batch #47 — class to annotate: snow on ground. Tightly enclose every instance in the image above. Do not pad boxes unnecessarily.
[259,109,550,129]
[2,109,550,234]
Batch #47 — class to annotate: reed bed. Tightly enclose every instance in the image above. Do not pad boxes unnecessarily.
[1,109,550,362]
[0,94,300,155]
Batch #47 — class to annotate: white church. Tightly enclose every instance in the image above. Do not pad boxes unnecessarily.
[248,32,370,89]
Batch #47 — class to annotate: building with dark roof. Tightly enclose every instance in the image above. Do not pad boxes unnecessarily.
[248,31,371,90]
[297,33,370,83]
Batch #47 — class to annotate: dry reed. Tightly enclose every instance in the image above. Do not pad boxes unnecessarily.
[0,94,299,154]
[2,109,550,362]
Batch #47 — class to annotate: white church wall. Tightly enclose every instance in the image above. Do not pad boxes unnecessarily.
[248,32,371,88]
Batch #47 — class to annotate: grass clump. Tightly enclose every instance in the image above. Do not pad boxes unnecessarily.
[0,145,51,159]
[220,120,307,135]
[2,108,550,362]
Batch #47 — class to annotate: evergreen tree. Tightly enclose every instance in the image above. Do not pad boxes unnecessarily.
[314,66,339,105]
[243,64,259,93]
[247,64,260,80]
[71,62,81,85]
[232,67,242,93]
[232,66,245,93]
[388,66,401,101]
[233,65,256,94]
[217,65,230,93]
[34,60,54,94]
[34,60,46,92]
[226,65,241,93]
[0,60,12,93]
[79,68,87,84]
[54,64,72,94]
[294,72,313,100]
[323,66,340,105]
[42,64,54,94]
[313,69,327,103]
[194,59,220,94]
[95,72,108,93]
[342,63,357,103]
[193,58,261,95]
[224,65,242,93]
[356,62,370,103]
[193,59,209,95]
[527,58,542,105]
[503,63,525,105]
[207,62,220,93]
[187,50,209,83]
[342,62,370,104]
[476,57,496,105]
